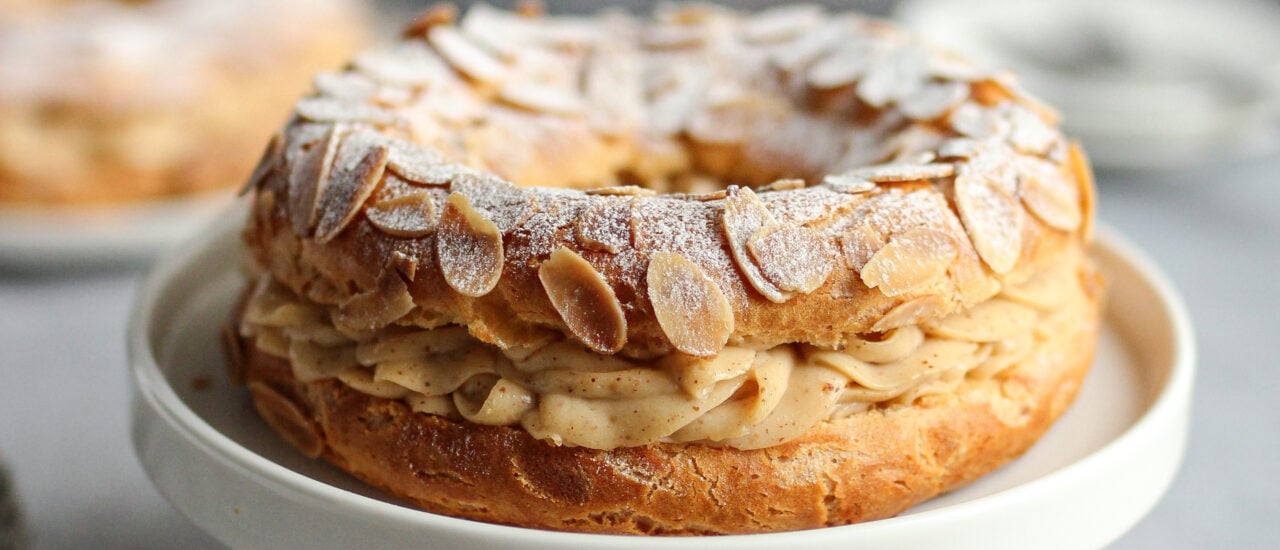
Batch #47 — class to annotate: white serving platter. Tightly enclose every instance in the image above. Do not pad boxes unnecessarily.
[129,211,1194,550]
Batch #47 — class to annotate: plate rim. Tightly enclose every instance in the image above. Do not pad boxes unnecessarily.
[127,215,1195,547]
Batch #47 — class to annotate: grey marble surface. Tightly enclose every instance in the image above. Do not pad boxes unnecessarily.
[1,154,1276,548]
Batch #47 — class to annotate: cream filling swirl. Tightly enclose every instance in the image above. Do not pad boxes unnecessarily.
[241,251,1087,451]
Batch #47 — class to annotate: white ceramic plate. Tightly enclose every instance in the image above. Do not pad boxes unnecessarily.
[0,189,238,271]
[129,212,1194,550]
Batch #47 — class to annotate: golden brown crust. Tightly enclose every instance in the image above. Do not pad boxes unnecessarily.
[240,5,1094,358]
[234,275,1101,534]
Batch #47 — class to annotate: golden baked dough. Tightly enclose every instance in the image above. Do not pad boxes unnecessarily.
[0,0,367,204]
[230,2,1103,534]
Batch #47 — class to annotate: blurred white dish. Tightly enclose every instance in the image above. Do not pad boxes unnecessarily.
[0,189,237,271]
[129,211,1194,550]
[898,0,1280,170]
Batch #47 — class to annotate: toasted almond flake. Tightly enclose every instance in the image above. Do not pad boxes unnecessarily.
[390,250,419,281]
[1019,159,1082,231]
[336,269,416,333]
[722,187,790,302]
[1006,104,1058,155]
[860,228,958,297]
[402,3,458,39]
[386,143,461,185]
[770,21,844,71]
[842,162,955,183]
[584,46,643,136]
[758,178,805,192]
[806,41,874,89]
[498,83,585,115]
[287,124,344,235]
[366,190,438,238]
[823,173,876,194]
[643,24,707,49]
[247,381,324,458]
[313,72,377,103]
[955,171,1023,274]
[437,192,504,297]
[743,4,823,43]
[687,96,768,144]
[748,223,834,293]
[239,132,283,196]
[949,102,1007,139]
[315,135,391,243]
[295,97,397,124]
[647,251,734,356]
[585,186,656,197]
[1068,142,1096,241]
[839,222,887,271]
[677,189,728,201]
[938,138,982,160]
[538,246,628,354]
[899,81,970,121]
[646,66,710,135]
[429,26,508,84]
[575,200,631,253]
[871,295,948,332]
[857,45,929,108]
[929,53,989,81]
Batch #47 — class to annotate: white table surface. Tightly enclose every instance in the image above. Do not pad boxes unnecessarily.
[1,153,1277,549]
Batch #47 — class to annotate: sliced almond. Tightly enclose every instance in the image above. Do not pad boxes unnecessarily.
[437,192,505,297]
[335,269,416,333]
[390,250,419,281]
[770,21,844,72]
[575,200,631,253]
[856,46,929,108]
[313,72,377,103]
[722,187,790,302]
[498,83,585,116]
[315,135,391,243]
[743,4,823,43]
[386,144,461,186]
[402,3,458,39]
[823,173,876,194]
[899,81,970,121]
[1068,142,1096,241]
[1019,159,1082,231]
[748,223,834,294]
[955,171,1023,274]
[295,97,397,125]
[428,26,508,84]
[647,251,734,357]
[366,190,437,238]
[247,381,324,458]
[871,295,948,332]
[806,41,874,89]
[239,133,283,196]
[287,124,343,236]
[839,222,886,271]
[841,162,955,183]
[584,45,643,136]
[860,228,958,297]
[758,178,806,192]
[537,246,627,354]
[584,185,657,197]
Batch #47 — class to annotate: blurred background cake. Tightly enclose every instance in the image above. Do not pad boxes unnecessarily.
[0,0,369,204]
